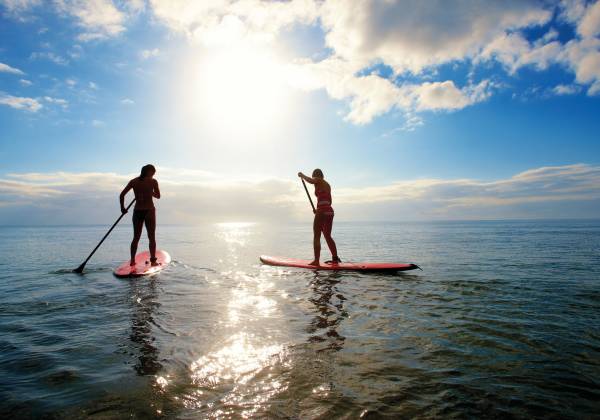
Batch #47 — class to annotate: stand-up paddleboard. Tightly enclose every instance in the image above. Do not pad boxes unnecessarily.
[260,255,419,272]
[114,250,171,278]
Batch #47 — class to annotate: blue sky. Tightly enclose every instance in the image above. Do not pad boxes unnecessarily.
[1,0,600,224]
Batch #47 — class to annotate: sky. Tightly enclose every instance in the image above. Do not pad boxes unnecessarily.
[0,0,599,224]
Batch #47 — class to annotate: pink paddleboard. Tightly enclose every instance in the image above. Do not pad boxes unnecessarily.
[260,255,419,272]
[114,250,171,278]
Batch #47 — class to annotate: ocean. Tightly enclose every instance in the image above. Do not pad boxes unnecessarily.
[0,220,599,418]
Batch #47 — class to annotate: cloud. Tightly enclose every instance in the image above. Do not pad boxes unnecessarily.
[576,0,600,38]
[1,164,599,225]
[140,48,160,59]
[44,96,68,108]
[91,119,105,127]
[4,0,600,126]
[148,0,319,46]
[320,0,552,75]
[54,0,127,41]
[412,80,493,111]
[289,57,495,123]
[0,92,42,111]
[0,170,302,225]
[120,98,134,105]
[19,78,32,86]
[552,84,581,95]
[30,51,69,65]
[0,62,25,75]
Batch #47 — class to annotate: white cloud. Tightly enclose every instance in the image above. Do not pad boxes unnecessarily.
[89,81,98,89]
[54,0,127,41]
[19,78,32,86]
[288,58,495,123]
[319,0,552,75]
[480,33,563,74]
[91,119,105,127]
[30,51,69,65]
[44,96,68,107]
[0,0,40,12]
[4,0,600,127]
[120,98,134,105]
[576,0,600,38]
[412,80,492,111]
[1,164,599,224]
[0,62,25,75]
[0,92,42,111]
[148,0,319,46]
[140,48,159,59]
[552,84,581,95]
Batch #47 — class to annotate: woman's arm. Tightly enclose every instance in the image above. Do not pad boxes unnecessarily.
[298,172,316,184]
[153,179,161,199]
[119,181,133,213]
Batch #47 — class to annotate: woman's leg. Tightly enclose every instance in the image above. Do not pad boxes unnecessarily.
[310,213,323,265]
[322,213,338,260]
[145,209,157,264]
[130,213,144,264]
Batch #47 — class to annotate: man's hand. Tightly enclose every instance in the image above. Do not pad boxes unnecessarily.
[121,207,128,215]
[298,172,303,178]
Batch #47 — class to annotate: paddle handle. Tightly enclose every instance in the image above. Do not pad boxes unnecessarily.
[301,179,316,212]
[73,199,136,273]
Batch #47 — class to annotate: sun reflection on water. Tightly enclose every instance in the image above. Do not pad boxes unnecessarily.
[215,222,256,247]
[186,332,289,416]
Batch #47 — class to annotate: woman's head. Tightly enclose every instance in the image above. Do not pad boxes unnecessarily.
[312,168,324,179]
[140,164,156,178]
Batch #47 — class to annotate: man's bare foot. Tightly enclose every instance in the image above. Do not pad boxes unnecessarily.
[150,258,159,267]
[308,260,319,266]
[129,259,136,266]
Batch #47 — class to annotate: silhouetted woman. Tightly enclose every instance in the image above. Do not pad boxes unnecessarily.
[298,169,341,265]
[120,164,161,266]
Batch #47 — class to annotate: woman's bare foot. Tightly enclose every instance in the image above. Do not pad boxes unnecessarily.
[325,256,341,264]
[308,260,319,266]
[150,258,159,267]
[129,259,136,266]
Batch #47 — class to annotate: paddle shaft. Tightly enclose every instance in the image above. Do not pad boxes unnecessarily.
[301,179,316,212]
[73,199,136,273]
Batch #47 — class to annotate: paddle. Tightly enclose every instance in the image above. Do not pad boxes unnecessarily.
[73,199,136,273]
[301,178,315,213]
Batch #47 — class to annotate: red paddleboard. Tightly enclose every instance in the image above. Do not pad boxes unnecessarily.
[114,250,171,278]
[260,255,419,272]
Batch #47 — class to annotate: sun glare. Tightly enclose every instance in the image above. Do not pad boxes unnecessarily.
[189,45,292,134]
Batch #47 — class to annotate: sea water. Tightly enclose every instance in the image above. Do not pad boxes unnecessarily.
[0,220,599,418]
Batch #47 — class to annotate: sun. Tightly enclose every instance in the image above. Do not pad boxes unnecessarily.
[188,44,292,135]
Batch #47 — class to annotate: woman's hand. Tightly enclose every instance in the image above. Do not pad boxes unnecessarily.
[297,172,303,178]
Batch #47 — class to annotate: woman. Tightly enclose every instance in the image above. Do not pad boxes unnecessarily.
[298,169,341,265]
[119,164,161,266]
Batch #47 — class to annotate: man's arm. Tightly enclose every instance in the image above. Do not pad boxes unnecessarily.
[119,181,133,213]
[153,179,161,199]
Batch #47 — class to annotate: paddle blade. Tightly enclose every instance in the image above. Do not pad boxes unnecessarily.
[73,264,85,274]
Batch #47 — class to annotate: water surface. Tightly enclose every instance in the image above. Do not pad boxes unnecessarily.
[0,221,599,418]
